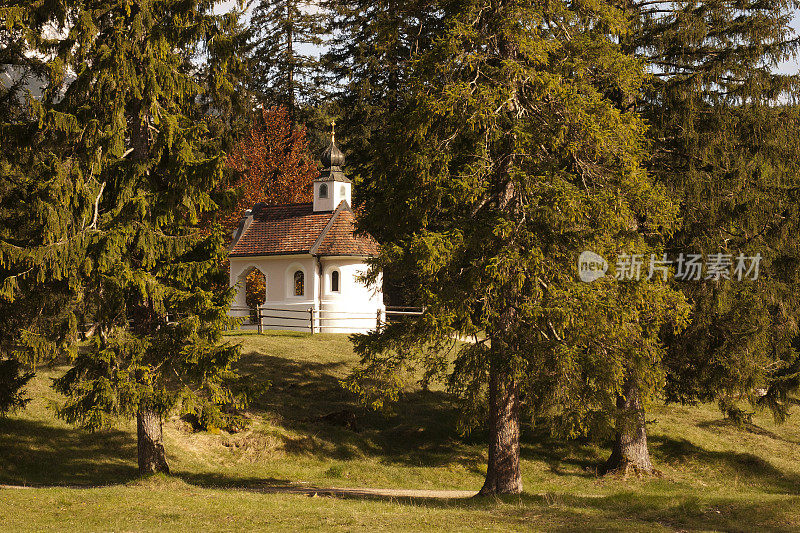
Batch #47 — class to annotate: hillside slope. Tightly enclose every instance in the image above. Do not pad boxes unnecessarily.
[2,332,800,531]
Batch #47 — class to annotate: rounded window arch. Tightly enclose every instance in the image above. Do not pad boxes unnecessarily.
[340,185,346,198]
[245,268,267,307]
[293,270,305,297]
[331,270,340,293]
[237,265,267,322]
[319,183,328,199]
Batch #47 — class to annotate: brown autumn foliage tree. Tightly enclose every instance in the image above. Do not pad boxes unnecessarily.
[244,269,267,321]
[221,105,319,314]
[221,105,319,232]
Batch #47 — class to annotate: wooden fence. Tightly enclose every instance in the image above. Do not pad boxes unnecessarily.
[230,306,424,334]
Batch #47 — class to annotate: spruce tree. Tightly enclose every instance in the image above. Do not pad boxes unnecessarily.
[624,0,800,423]
[0,3,63,415]
[348,0,688,492]
[0,0,246,474]
[249,0,327,116]
[322,0,441,185]
[199,3,256,149]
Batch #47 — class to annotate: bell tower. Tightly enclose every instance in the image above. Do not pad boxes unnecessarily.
[314,121,352,212]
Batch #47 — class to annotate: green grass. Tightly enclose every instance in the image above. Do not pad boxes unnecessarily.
[3,331,800,531]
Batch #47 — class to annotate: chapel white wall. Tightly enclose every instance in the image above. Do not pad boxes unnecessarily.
[229,254,383,333]
[318,257,384,333]
[312,181,351,212]
[229,255,318,331]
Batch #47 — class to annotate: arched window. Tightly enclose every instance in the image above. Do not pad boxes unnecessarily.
[243,268,266,323]
[331,270,340,292]
[294,270,304,296]
[340,185,346,198]
[319,183,328,199]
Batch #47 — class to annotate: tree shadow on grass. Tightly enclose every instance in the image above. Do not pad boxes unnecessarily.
[0,349,479,488]
[0,417,137,486]
[651,435,800,494]
[237,350,486,469]
[175,471,293,490]
[520,429,603,478]
[233,349,603,480]
[238,347,800,495]
[697,418,800,445]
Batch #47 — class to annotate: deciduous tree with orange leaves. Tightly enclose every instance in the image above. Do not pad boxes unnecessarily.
[221,105,319,232]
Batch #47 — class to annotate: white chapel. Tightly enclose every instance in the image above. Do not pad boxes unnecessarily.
[228,128,384,333]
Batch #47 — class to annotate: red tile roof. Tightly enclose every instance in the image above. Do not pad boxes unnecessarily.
[314,208,380,256]
[229,202,379,258]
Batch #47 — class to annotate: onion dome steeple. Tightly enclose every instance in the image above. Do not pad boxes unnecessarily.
[321,122,346,168]
[314,121,353,212]
[319,121,350,183]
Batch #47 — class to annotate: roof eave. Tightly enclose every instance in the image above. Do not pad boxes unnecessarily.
[317,253,379,258]
[229,250,313,258]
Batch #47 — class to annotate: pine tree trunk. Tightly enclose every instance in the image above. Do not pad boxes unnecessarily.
[137,406,170,475]
[286,0,295,118]
[604,379,653,475]
[479,364,523,495]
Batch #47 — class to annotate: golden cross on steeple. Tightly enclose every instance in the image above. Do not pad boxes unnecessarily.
[331,120,336,144]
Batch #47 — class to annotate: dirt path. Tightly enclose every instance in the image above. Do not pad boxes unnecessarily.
[0,482,477,500]
[252,483,477,499]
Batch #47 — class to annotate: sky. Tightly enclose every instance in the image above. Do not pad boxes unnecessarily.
[777,12,800,74]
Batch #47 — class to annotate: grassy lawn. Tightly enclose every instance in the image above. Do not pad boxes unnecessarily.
[2,331,800,531]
